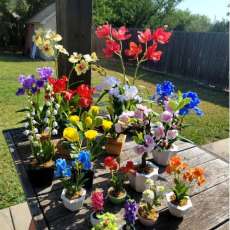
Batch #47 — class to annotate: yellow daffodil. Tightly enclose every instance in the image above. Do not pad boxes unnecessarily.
[84,130,98,140]
[69,115,80,125]
[68,52,82,63]
[102,120,113,131]
[55,44,69,56]
[75,60,89,75]
[91,52,98,62]
[90,106,100,115]
[85,116,93,127]
[42,40,54,57]
[63,127,79,142]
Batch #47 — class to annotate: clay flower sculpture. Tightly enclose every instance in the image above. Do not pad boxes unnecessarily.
[104,156,127,204]
[138,179,165,227]
[90,190,105,226]
[124,199,138,230]
[165,155,206,217]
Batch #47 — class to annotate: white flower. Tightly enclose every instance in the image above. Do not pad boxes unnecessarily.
[50,97,55,102]
[145,179,154,189]
[68,52,82,63]
[52,129,58,135]
[46,84,52,91]
[156,186,165,193]
[35,134,41,140]
[31,111,35,116]
[55,44,69,56]
[83,54,92,62]
[46,101,51,106]
[45,30,62,41]
[33,128,38,134]
[28,135,33,141]
[53,121,58,127]
[44,117,49,123]
[23,130,30,136]
[55,103,60,109]
[46,110,51,116]
[32,120,37,125]
[24,122,29,128]
[53,110,58,115]
[143,189,155,204]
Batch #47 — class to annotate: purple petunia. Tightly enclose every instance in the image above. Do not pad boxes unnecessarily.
[124,199,138,226]
[37,67,53,81]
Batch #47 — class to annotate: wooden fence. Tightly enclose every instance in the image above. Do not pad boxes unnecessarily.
[92,29,229,89]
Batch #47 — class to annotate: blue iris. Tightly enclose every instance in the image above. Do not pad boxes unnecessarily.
[76,150,92,170]
[179,91,204,116]
[156,81,175,98]
[54,158,71,178]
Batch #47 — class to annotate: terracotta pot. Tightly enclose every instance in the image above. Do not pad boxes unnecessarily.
[128,161,158,193]
[27,160,54,188]
[166,192,192,217]
[108,187,127,204]
[61,188,86,211]
[105,134,126,156]
[137,209,158,227]
[152,144,178,166]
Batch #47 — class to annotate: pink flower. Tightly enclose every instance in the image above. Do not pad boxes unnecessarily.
[103,40,121,58]
[154,125,165,140]
[91,190,104,213]
[95,24,111,38]
[166,129,178,140]
[112,26,131,40]
[135,145,146,155]
[160,111,173,123]
[145,44,162,61]
[138,28,152,43]
[152,27,172,44]
[164,101,173,113]
[115,123,122,133]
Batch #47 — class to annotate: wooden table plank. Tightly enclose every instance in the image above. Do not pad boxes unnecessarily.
[215,221,229,230]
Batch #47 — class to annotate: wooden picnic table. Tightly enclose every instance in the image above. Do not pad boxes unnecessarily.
[3,128,229,230]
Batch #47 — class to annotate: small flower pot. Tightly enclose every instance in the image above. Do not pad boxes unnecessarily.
[137,209,158,227]
[152,144,178,166]
[61,188,86,211]
[82,168,95,190]
[166,192,193,217]
[105,134,126,156]
[27,160,54,188]
[108,187,127,204]
[90,211,100,226]
[128,161,158,193]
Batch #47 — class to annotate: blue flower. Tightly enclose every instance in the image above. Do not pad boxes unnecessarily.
[124,200,138,225]
[54,158,71,178]
[77,150,91,170]
[153,81,175,102]
[179,91,203,116]
[16,88,25,96]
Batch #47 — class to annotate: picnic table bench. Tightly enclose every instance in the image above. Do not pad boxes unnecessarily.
[3,127,229,230]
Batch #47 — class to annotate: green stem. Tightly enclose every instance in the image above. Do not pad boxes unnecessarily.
[133,61,140,85]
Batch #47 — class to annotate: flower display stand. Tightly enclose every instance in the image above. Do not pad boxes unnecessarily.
[3,127,229,230]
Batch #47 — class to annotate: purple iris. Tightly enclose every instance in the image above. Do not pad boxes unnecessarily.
[124,200,138,226]
[19,75,36,89]
[37,67,53,81]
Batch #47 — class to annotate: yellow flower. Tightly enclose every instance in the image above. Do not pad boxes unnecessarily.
[45,30,62,41]
[85,116,93,127]
[55,44,69,56]
[63,127,79,142]
[68,52,82,63]
[42,40,54,57]
[84,130,98,140]
[102,120,113,131]
[91,52,98,62]
[90,106,100,115]
[33,34,43,48]
[69,115,80,125]
[75,60,89,75]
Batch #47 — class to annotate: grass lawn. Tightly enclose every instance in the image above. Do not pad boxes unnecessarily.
[0,54,228,209]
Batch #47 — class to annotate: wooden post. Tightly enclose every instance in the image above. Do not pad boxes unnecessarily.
[56,0,92,86]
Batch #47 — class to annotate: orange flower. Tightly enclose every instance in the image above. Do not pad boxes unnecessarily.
[197,176,206,186]
[192,167,205,178]
[167,155,188,174]
[183,169,194,182]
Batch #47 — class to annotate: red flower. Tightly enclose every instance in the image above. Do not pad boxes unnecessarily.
[138,28,152,43]
[145,44,162,61]
[152,27,172,44]
[125,42,142,59]
[103,40,121,58]
[63,89,75,101]
[48,76,68,93]
[112,26,131,41]
[104,156,119,171]
[120,161,136,173]
[95,24,111,39]
[79,97,92,108]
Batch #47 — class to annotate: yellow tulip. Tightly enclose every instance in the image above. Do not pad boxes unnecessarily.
[85,116,93,127]
[84,130,98,140]
[69,115,80,125]
[63,127,79,142]
[102,120,113,131]
[90,106,100,115]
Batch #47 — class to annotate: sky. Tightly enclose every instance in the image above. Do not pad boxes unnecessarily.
[177,0,229,21]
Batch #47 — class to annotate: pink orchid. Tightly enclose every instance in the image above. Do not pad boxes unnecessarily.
[160,111,173,123]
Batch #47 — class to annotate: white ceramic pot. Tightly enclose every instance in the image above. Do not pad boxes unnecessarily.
[166,192,193,217]
[61,188,86,211]
[152,144,178,166]
[137,210,158,227]
[128,161,158,193]
[90,212,100,226]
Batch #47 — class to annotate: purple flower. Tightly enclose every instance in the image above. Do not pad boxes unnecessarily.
[96,76,120,91]
[36,80,45,88]
[144,135,155,152]
[124,200,137,226]
[166,129,178,140]
[37,67,53,81]
[160,111,173,123]
[20,75,36,89]
[16,88,25,96]
[135,145,146,155]
[109,87,120,97]
[153,125,165,140]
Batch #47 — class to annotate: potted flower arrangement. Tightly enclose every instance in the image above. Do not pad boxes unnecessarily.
[137,179,165,226]
[165,155,206,217]
[123,199,138,230]
[92,212,118,230]
[57,150,91,211]
[104,156,127,204]
[90,190,105,226]
[151,81,204,166]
